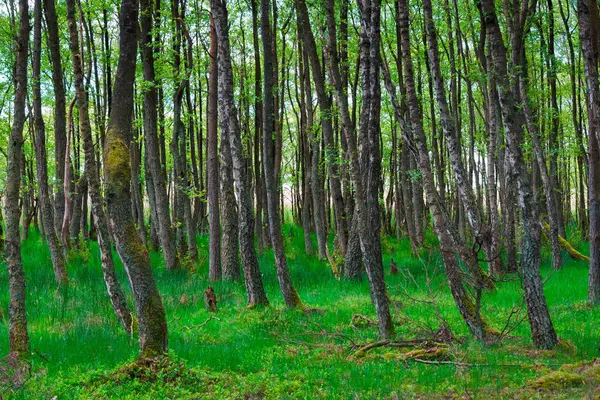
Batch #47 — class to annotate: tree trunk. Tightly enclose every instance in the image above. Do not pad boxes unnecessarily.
[33,0,68,285]
[260,0,302,308]
[43,0,67,237]
[481,0,558,348]
[6,0,30,357]
[423,0,497,279]
[67,0,133,333]
[104,0,168,357]
[393,0,495,342]
[324,0,393,337]
[219,104,241,281]
[578,0,600,303]
[212,0,269,306]
[140,0,177,270]
[207,15,222,281]
[296,0,347,257]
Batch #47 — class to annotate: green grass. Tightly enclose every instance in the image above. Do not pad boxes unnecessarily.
[1,225,599,398]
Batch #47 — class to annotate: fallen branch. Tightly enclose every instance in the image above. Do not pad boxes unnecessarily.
[541,222,589,262]
[412,358,562,368]
[183,315,221,331]
[349,339,439,358]
[350,340,390,357]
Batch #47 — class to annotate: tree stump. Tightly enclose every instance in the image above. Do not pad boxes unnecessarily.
[204,287,218,313]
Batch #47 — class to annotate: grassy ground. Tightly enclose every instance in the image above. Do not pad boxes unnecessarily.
[1,224,599,399]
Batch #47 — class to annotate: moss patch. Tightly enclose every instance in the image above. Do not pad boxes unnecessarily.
[528,370,584,390]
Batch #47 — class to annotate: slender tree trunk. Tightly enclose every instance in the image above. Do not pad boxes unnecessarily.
[33,0,68,285]
[219,105,241,280]
[296,0,347,258]
[140,0,177,270]
[43,0,67,237]
[298,35,314,256]
[485,70,504,275]
[578,0,600,303]
[212,0,269,306]
[6,0,30,357]
[518,73,562,271]
[547,0,566,239]
[212,11,241,281]
[260,0,303,308]
[207,15,222,281]
[324,0,393,337]
[67,0,133,332]
[62,99,76,248]
[392,0,495,342]
[423,0,496,280]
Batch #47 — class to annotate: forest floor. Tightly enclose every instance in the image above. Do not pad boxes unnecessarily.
[1,225,599,399]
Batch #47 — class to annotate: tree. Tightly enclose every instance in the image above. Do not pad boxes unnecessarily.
[33,0,68,285]
[211,0,269,305]
[391,0,495,342]
[5,0,30,357]
[67,0,133,332]
[140,0,178,271]
[260,0,302,308]
[207,15,222,281]
[43,0,68,237]
[480,0,558,349]
[577,0,600,304]
[104,0,168,356]
[323,0,394,338]
[295,0,347,261]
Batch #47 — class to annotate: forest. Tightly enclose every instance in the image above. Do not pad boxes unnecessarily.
[0,0,599,396]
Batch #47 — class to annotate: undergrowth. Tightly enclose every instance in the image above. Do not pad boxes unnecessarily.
[0,224,598,399]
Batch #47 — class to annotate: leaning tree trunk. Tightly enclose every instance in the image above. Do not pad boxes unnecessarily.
[5,0,30,357]
[481,0,558,349]
[211,0,269,306]
[423,0,497,278]
[33,0,68,285]
[393,0,495,342]
[104,0,168,357]
[67,0,133,333]
[518,78,562,271]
